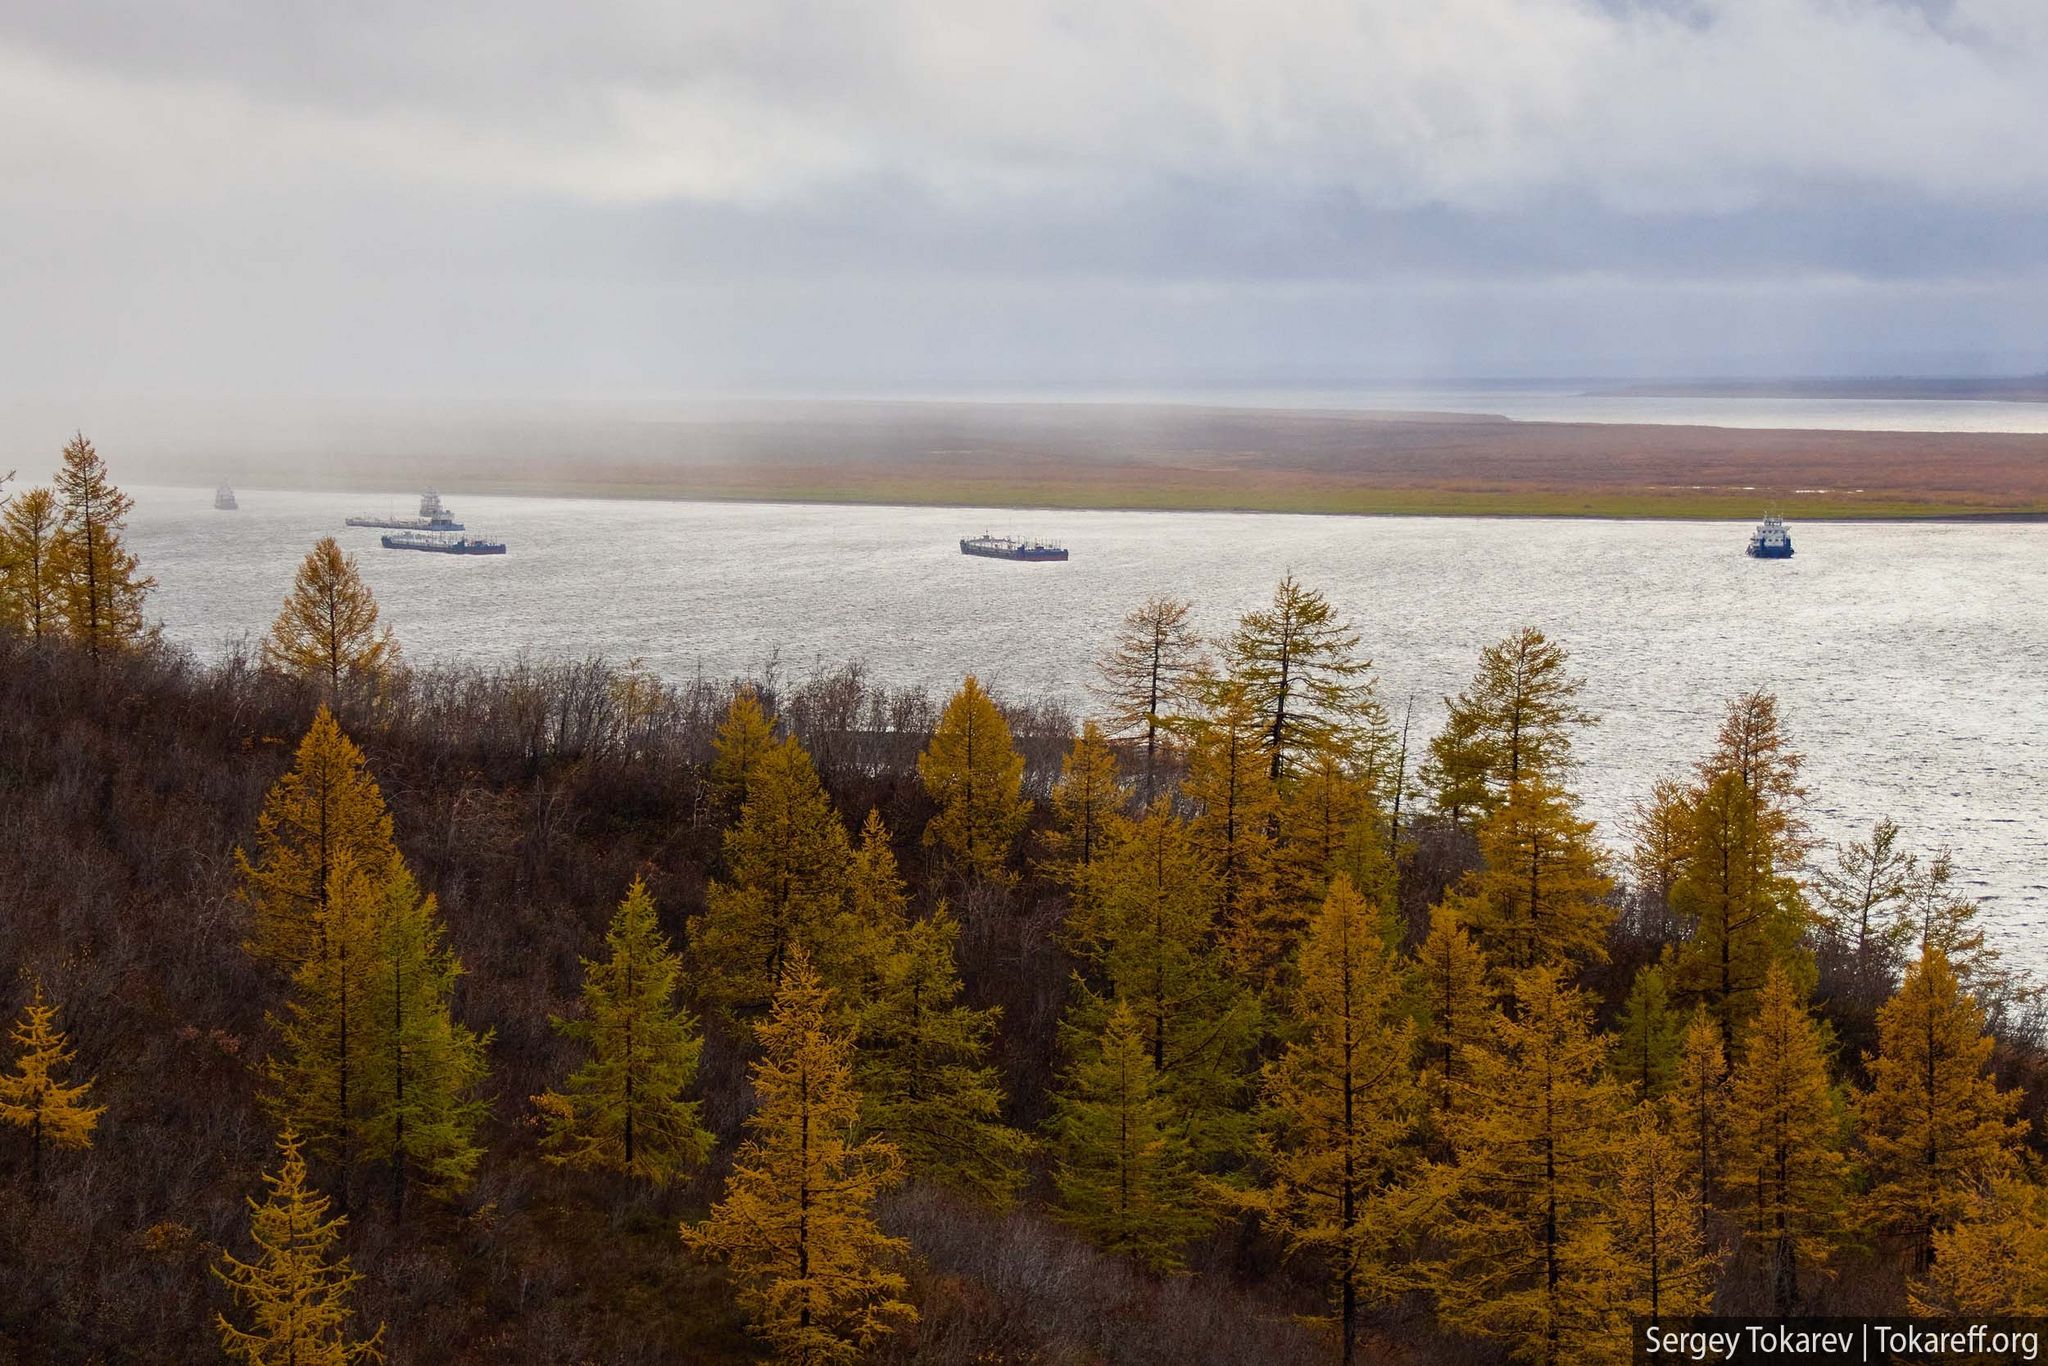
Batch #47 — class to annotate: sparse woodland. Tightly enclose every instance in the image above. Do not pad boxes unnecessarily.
[2,443,2046,1366]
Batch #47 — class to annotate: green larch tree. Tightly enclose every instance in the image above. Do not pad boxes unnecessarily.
[1254,875,1421,1366]
[1860,948,2024,1271]
[1179,675,1279,980]
[536,878,713,1187]
[1042,719,1130,886]
[0,976,105,1189]
[1425,627,1594,824]
[1049,998,1214,1271]
[691,734,854,1019]
[215,1128,385,1366]
[918,675,1029,882]
[237,707,399,973]
[51,433,153,656]
[1611,964,1684,1100]
[262,538,399,702]
[1224,575,1378,784]
[1093,594,1206,803]
[1723,964,1848,1315]
[681,947,916,1365]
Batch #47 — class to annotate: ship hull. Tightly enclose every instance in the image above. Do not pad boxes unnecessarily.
[348,516,466,531]
[1746,543,1794,559]
[381,535,505,555]
[960,542,1069,561]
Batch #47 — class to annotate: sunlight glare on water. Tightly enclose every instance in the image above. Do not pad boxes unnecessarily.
[131,484,2048,960]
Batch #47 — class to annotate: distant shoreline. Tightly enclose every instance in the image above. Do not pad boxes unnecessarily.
[1587,376,2048,403]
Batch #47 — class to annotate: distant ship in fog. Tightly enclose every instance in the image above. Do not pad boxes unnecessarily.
[214,484,237,511]
[347,488,465,531]
[960,533,1069,562]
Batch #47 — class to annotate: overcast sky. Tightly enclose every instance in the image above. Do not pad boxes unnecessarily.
[5,0,2047,398]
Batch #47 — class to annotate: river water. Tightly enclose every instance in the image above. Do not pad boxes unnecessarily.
[128,484,2048,959]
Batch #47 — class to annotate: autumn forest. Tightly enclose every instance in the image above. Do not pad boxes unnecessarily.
[2,439,2045,1366]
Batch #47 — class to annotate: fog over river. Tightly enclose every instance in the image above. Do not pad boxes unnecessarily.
[129,485,2048,960]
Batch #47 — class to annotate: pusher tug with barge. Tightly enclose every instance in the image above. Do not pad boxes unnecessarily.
[960,533,1069,562]
[381,530,506,555]
[347,488,466,531]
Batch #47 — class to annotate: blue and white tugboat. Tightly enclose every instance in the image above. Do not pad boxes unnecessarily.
[960,532,1069,562]
[1746,511,1794,559]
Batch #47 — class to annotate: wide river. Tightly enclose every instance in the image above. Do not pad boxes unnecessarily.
[128,485,2047,961]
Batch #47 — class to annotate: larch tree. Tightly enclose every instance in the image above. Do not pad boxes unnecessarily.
[918,675,1029,882]
[1609,1103,1718,1324]
[1049,998,1214,1271]
[262,537,399,701]
[0,977,105,1189]
[1622,776,1693,932]
[1668,768,1808,1046]
[1224,575,1377,784]
[1897,849,2035,1027]
[1699,689,1808,847]
[1723,964,1848,1315]
[0,485,63,641]
[1670,1004,1730,1244]
[361,859,491,1214]
[1179,676,1279,978]
[1911,1176,2048,1315]
[1425,627,1594,824]
[537,878,712,1187]
[1255,875,1421,1366]
[691,734,854,1019]
[1412,905,1494,1130]
[1811,816,1916,1004]
[818,808,912,1006]
[1435,966,1626,1366]
[215,1128,385,1366]
[1611,965,1684,1100]
[1042,720,1130,887]
[851,904,1031,1206]
[1063,805,1256,1160]
[1860,948,2024,1272]
[1276,742,1371,909]
[51,433,154,656]
[681,947,916,1366]
[710,685,777,816]
[237,707,398,973]
[1446,776,1613,973]
[1093,594,1206,802]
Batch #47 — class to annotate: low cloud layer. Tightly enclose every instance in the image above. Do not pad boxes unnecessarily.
[5,1,2046,395]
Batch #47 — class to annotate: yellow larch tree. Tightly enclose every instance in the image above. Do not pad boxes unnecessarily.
[215,1128,385,1366]
[1223,575,1377,785]
[1413,905,1494,1134]
[1623,775,1694,927]
[1434,966,1626,1366]
[681,947,916,1366]
[1275,741,1370,911]
[1179,676,1280,981]
[1092,594,1205,804]
[1423,627,1594,825]
[1911,1175,2048,1314]
[51,433,154,656]
[1860,948,2024,1271]
[1446,776,1613,973]
[0,484,63,641]
[1610,964,1683,1100]
[1254,875,1421,1366]
[0,976,106,1188]
[237,707,398,972]
[262,538,398,701]
[710,685,776,816]
[537,878,712,1187]
[1670,1003,1730,1244]
[1041,720,1130,888]
[1048,998,1214,1271]
[690,734,853,1019]
[1608,1102,1718,1324]
[918,675,1028,882]
[1723,964,1848,1315]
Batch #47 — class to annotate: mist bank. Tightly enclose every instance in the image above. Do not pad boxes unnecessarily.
[8,396,2048,518]
[1591,376,2048,403]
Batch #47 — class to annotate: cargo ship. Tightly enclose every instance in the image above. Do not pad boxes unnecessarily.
[214,484,237,511]
[347,489,465,531]
[960,533,1069,562]
[381,531,506,555]
[1746,512,1794,559]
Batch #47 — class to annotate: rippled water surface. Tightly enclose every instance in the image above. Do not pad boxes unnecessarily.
[130,485,2048,959]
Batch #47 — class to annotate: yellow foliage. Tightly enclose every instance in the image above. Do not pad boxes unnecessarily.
[0,976,105,1185]
[262,537,398,699]
[1911,1175,2048,1314]
[1446,776,1613,972]
[918,675,1028,881]
[710,686,776,814]
[0,484,63,641]
[51,433,155,656]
